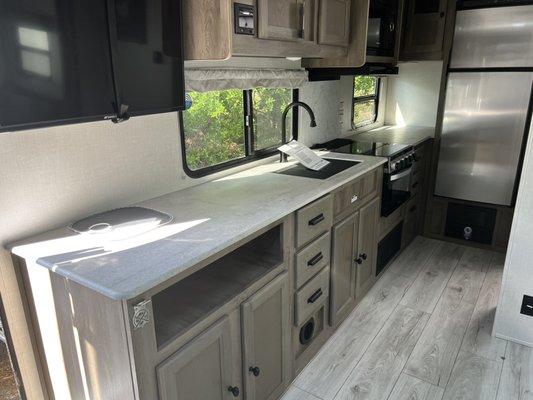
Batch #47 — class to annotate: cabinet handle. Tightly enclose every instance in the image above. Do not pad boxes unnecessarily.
[308,213,325,226]
[249,366,261,377]
[307,288,323,304]
[351,194,359,204]
[307,252,324,266]
[389,22,395,32]
[360,253,368,260]
[299,1,305,39]
[228,386,240,397]
[355,257,363,265]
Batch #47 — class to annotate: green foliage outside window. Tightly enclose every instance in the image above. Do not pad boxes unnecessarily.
[353,76,379,128]
[182,88,293,172]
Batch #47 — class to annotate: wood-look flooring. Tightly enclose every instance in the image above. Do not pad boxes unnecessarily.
[282,237,532,400]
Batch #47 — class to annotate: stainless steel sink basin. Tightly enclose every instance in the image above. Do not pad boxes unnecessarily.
[274,158,361,180]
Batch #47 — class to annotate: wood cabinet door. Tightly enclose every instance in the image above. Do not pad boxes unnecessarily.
[258,0,316,42]
[156,317,236,400]
[401,0,448,59]
[242,273,290,400]
[356,197,380,300]
[330,213,358,326]
[318,0,351,46]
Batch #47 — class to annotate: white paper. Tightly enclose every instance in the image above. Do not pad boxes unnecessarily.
[278,140,330,171]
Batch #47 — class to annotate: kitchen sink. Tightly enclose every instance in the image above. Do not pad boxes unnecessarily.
[274,158,361,180]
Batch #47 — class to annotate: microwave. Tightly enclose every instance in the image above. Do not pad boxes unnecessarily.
[367,0,400,57]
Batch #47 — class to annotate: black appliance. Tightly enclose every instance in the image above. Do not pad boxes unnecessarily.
[313,138,415,217]
[367,0,400,57]
[0,0,185,132]
[376,222,403,276]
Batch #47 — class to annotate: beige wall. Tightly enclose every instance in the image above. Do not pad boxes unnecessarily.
[385,61,443,128]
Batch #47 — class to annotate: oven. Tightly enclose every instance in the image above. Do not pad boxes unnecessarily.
[381,159,413,217]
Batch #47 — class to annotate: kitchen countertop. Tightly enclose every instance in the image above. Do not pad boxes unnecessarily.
[350,125,435,147]
[9,152,386,300]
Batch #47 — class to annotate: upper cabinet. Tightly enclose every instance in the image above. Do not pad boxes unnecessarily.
[400,0,449,60]
[258,0,316,42]
[318,0,352,46]
[183,0,354,60]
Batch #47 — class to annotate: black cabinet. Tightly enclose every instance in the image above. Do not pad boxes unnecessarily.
[367,0,400,58]
[0,0,185,132]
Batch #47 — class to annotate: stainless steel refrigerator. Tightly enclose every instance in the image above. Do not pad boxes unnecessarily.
[435,3,533,206]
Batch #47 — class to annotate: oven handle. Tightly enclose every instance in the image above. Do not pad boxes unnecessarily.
[389,167,412,181]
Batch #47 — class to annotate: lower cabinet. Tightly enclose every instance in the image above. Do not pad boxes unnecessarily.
[330,196,380,326]
[157,272,290,400]
[156,317,236,400]
[330,212,358,326]
[242,273,290,400]
[355,197,380,300]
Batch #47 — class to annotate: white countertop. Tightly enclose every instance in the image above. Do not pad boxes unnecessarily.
[9,152,386,300]
[351,125,435,147]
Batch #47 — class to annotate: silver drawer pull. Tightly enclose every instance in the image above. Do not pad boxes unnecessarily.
[351,195,359,204]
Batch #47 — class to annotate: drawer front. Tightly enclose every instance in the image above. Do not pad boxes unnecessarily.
[361,169,379,200]
[410,171,423,198]
[296,195,333,248]
[333,169,380,220]
[295,266,330,326]
[295,232,331,289]
[379,203,405,240]
[333,179,362,218]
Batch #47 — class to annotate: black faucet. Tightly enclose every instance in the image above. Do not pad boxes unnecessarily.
[280,101,317,162]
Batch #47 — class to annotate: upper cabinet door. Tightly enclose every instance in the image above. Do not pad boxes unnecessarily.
[401,0,447,59]
[258,0,316,42]
[355,197,380,300]
[318,0,351,46]
[242,273,290,400]
[157,317,236,400]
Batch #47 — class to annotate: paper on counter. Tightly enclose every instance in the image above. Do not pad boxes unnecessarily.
[278,140,330,171]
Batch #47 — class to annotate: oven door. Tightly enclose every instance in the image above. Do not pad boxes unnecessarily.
[381,167,412,217]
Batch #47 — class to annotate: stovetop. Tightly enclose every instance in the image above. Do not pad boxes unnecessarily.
[312,138,413,160]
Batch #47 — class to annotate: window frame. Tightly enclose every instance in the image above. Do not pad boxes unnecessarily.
[180,88,299,178]
[351,76,381,130]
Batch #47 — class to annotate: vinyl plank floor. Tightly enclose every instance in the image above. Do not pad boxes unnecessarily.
[294,272,413,400]
[497,342,533,400]
[386,236,440,280]
[461,253,507,361]
[333,306,430,400]
[400,242,465,313]
[280,386,322,400]
[456,247,494,274]
[387,374,444,400]
[442,351,502,400]
[404,263,486,387]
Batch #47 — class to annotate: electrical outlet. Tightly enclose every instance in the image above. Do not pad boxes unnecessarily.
[520,295,533,317]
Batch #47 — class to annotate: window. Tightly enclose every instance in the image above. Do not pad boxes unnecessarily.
[181,88,295,175]
[352,76,380,129]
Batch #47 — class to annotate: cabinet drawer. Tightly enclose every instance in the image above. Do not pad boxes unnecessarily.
[410,170,423,198]
[379,203,405,240]
[295,266,330,326]
[333,169,379,219]
[296,195,333,248]
[295,232,331,289]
